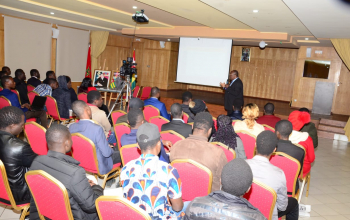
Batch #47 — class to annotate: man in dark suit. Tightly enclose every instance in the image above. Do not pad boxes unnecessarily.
[13,69,30,104]
[161,103,192,138]
[220,70,244,117]
[27,69,41,87]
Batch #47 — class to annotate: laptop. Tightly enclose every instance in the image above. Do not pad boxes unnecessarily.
[31,96,47,111]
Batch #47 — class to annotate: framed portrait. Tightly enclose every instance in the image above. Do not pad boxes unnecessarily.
[110,71,120,89]
[240,47,251,62]
[93,70,111,88]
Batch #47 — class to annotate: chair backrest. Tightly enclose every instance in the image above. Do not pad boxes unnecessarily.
[111,110,127,125]
[28,91,39,105]
[143,105,160,122]
[77,93,87,103]
[243,179,277,220]
[71,133,100,174]
[212,117,217,130]
[270,152,301,196]
[149,116,170,132]
[140,87,151,100]
[263,124,275,132]
[120,144,141,166]
[25,170,74,220]
[171,159,212,201]
[294,144,306,177]
[210,142,236,162]
[11,89,21,104]
[236,130,257,159]
[160,130,185,145]
[46,95,62,121]
[232,120,240,126]
[0,96,11,109]
[0,160,17,207]
[24,122,48,155]
[114,123,131,150]
[132,85,140,98]
[0,87,2,91]
[27,84,35,92]
[182,112,189,123]
[96,196,151,220]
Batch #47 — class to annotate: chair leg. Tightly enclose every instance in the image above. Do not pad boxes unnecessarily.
[298,177,306,203]
[48,118,53,127]
[101,175,108,189]
[19,205,29,220]
[306,174,311,197]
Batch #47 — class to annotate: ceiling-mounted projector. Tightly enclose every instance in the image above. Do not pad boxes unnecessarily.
[132,10,149,23]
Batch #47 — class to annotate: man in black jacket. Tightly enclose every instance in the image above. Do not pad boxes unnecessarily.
[220,70,244,117]
[27,69,41,88]
[0,106,38,205]
[181,91,195,123]
[14,69,30,104]
[29,124,103,220]
[161,103,192,138]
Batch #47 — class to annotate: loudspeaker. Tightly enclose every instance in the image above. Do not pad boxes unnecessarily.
[52,28,59,39]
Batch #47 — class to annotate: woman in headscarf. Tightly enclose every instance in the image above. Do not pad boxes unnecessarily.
[189,99,216,137]
[52,75,71,119]
[211,115,246,159]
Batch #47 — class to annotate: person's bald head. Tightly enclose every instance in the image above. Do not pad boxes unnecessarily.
[151,87,160,98]
[46,124,72,153]
[72,100,91,119]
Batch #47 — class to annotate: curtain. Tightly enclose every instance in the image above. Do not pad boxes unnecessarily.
[331,39,350,70]
[90,31,109,74]
[345,117,350,141]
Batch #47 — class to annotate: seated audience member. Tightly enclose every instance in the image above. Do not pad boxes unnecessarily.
[230,99,243,120]
[29,124,103,220]
[256,103,281,128]
[52,75,71,119]
[189,99,216,136]
[14,69,29,104]
[120,123,187,219]
[246,131,299,220]
[34,78,58,97]
[116,97,144,124]
[211,115,246,159]
[234,103,264,136]
[121,109,170,163]
[185,159,266,220]
[0,71,8,87]
[288,111,315,176]
[170,112,227,192]
[161,103,192,138]
[0,76,48,128]
[42,70,56,85]
[0,106,38,205]
[87,91,111,137]
[299,108,318,148]
[66,76,78,103]
[144,87,171,120]
[78,77,97,94]
[275,120,305,194]
[27,69,41,87]
[181,91,195,122]
[69,101,121,174]
[2,66,11,76]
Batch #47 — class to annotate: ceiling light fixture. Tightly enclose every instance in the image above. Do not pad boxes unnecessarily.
[253,10,259,13]
[305,38,309,40]
[50,12,54,15]
[168,39,170,41]
[133,6,137,9]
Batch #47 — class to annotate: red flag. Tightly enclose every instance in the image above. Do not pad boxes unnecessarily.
[85,45,92,78]
[132,49,136,68]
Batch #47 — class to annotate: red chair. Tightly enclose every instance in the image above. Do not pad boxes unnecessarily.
[236,130,256,159]
[213,117,218,130]
[114,123,131,150]
[46,95,72,127]
[133,85,140,98]
[182,112,189,123]
[120,144,141,166]
[143,105,160,122]
[160,130,185,145]
[96,196,151,220]
[210,142,236,162]
[24,122,48,155]
[270,152,301,198]
[28,91,39,105]
[25,170,74,220]
[0,86,2,91]
[171,159,212,201]
[149,116,170,131]
[0,96,11,109]
[263,124,275,132]
[27,84,35,92]
[111,110,127,125]
[232,120,240,126]
[139,87,151,100]
[244,179,277,220]
[0,160,30,220]
[11,89,21,104]
[77,93,87,103]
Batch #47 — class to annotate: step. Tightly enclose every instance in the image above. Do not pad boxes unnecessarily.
[318,124,345,134]
[319,118,347,128]
[317,130,336,140]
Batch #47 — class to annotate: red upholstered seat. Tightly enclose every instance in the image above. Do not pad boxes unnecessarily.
[171,159,212,201]
[263,124,275,132]
[182,112,189,123]
[111,110,127,125]
[0,96,11,109]
[244,180,277,220]
[232,120,240,126]
[143,105,160,122]
[210,142,236,162]
[11,89,21,104]
[28,91,39,105]
[236,131,256,159]
[133,85,140,98]
[96,196,151,220]
[212,117,218,130]
[24,122,48,155]
[114,123,131,150]
[27,84,35,92]
[25,171,74,220]
[120,144,141,166]
[77,93,87,103]
[139,87,151,100]
[160,130,185,145]
[45,95,72,127]
[149,116,169,132]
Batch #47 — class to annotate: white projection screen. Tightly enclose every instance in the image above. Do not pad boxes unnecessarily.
[176,37,233,87]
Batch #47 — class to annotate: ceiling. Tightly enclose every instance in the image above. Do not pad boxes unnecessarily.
[0,0,348,48]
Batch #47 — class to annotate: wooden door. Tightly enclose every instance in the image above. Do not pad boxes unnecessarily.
[332,63,350,115]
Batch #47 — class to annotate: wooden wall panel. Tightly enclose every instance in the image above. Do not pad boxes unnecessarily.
[0,15,4,67]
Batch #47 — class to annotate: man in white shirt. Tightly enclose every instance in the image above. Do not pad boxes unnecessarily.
[246,130,299,220]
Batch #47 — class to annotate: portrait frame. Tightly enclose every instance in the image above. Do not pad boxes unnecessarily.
[93,70,111,88]
[240,47,251,62]
[110,71,121,89]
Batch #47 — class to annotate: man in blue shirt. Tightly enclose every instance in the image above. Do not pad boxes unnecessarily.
[144,87,171,120]
[0,76,48,128]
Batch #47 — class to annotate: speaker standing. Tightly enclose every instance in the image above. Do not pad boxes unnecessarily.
[220,70,244,117]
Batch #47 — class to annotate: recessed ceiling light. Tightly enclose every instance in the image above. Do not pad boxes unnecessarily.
[168,39,171,41]
[50,12,54,15]
[253,10,259,13]
[133,6,137,9]
[305,38,309,40]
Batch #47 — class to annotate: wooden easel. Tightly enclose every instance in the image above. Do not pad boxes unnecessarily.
[100,59,108,106]
[108,60,124,109]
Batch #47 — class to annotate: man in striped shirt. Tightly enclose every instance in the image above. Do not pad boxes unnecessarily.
[34,78,58,97]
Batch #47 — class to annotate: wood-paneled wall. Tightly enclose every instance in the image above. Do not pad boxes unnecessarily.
[0,15,4,67]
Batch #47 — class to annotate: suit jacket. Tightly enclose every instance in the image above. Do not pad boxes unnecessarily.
[14,78,30,104]
[144,97,171,120]
[224,78,243,112]
[161,119,192,138]
[27,77,41,88]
